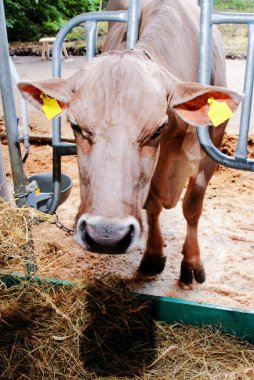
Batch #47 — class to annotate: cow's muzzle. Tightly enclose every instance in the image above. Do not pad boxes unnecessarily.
[75,215,141,254]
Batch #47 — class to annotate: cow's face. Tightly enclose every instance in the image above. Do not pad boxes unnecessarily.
[69,53,169,253]
[18,50,241,254]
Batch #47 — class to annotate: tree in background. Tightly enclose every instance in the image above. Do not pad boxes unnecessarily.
[4,0,101,41]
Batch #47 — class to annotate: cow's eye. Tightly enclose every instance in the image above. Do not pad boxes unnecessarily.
[150,122,167,141]
[71,123,81,132]
[71,123,92,141]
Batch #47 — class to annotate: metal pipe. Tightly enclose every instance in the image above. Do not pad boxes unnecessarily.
[235,24,254,160]
[198,0,213,85]
[9,58,30,161]
[47,149,61,214]
[0,138,10,201]
[126,0,141,49]
[212,12,254,24]
[196,127,254,171]
[0,0,27,206]
[52,10,128,78]
[85,21,98,60]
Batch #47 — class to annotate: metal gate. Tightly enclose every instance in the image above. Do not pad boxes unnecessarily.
[48,0,254,214]
[0,0,253,211]
[198,0,254,171]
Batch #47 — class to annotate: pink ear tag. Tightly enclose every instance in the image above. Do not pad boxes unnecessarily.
[40,93,62,120]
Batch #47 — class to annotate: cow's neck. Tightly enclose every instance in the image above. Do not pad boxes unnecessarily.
[130,48,154,62]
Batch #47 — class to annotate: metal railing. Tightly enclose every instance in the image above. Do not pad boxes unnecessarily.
[0,0,27,206]
[1,0,253,211]
[198,0,254,171]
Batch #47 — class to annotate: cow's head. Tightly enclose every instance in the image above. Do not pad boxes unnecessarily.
[18,50,241,254]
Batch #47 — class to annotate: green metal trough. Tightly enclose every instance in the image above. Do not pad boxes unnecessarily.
[1,272,254,344]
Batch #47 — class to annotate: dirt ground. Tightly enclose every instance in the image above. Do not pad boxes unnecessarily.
[1,57,254,312]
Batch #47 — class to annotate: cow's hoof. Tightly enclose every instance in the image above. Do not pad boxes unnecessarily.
[138,254,167,276]
[180,261,206,284]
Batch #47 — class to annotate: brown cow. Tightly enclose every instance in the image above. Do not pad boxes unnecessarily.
[18,0,241,284]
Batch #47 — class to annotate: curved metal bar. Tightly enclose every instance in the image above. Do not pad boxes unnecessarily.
[197,126,254,171]
[198,0,254,172]
[52,10,128,77]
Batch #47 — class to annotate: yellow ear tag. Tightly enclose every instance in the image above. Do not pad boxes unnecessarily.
[40,93,62,120]
[207,97,233,127]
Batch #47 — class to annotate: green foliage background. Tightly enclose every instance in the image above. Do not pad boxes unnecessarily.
[5,0,254,42]
[4,0,102,41]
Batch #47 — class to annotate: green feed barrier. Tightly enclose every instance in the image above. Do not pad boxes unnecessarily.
[1,272,254,344]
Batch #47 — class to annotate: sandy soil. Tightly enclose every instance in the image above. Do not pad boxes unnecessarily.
[1,57,254,312]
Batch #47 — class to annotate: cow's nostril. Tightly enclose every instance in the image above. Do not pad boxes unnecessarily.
[82,222,134,254]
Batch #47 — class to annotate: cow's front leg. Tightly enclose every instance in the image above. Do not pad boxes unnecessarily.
[138,192,166,276]
[181,175,208,285]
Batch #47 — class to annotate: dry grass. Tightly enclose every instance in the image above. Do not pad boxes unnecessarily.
[0,199,56,275]
[0,199,31,274]
[0,279,254,380]
[1,200,254,379]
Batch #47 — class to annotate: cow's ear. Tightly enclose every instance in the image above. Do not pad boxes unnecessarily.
[18,78,72,117]
[170,82,242,127]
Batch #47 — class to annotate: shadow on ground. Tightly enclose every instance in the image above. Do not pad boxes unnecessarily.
[80,278,156,377]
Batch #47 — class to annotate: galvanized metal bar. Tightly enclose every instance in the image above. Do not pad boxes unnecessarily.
[198,0,254,171]
[235,24,254,160]
[9,58,30,159]
[196,127,254,171]
[126,0,141,49]
[0,138,10,201]
[0,0,27,206]
[85,21,98,60]
[198,0,213,85]
[54,143,77,156]
[212,12,254,25]
[52,10,128,78]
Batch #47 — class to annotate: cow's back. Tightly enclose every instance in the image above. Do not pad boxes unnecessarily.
[103,0,226,86]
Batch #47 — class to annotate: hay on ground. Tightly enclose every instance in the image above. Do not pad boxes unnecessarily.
[0,277,254,380]
[0,200,254,379]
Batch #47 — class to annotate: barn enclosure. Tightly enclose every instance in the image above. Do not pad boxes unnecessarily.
[0,0,254,378]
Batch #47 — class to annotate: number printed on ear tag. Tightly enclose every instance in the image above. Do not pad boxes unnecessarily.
[40,93,62,120]
[207,97,233,127]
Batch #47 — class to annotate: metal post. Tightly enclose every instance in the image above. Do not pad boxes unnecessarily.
[0,0,27,206]
[235,24,254,160]
[0,138,10,201]
[126,0,140,49]
[9,58,30,158]
[85,21,98,60]
[198,0,213,85]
